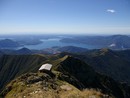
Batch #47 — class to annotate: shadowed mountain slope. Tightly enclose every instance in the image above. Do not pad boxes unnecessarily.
[0,54,48,91]
[59,49,130,84]
[52,55,130,98]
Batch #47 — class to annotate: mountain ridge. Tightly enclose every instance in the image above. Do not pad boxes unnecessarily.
[60,35,130,50]
[1,55,130,98]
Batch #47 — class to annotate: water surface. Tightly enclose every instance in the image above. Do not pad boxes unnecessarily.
[23,38,100,50]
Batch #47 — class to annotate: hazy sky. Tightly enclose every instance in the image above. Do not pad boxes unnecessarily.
[0,0,130,35]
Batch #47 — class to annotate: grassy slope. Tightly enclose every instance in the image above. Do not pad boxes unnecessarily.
[0,54,48,91]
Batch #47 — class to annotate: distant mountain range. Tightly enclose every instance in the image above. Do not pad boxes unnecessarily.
[0,39,21,48]
[60,35,130,50]
[0,46,88,55]
[0,38,43,49]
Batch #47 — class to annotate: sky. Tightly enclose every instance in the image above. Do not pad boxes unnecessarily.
[0,0,130,35]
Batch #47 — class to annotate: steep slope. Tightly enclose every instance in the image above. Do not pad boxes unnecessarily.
[61,49,130,84]
[0,54,48,91]
[85,49,130,84]
[52,55,130,98]
[52,55,96,89]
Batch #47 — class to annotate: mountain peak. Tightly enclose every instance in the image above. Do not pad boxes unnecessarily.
[100,48,110,52]
[16,48,32,54]
[99,48,115,55]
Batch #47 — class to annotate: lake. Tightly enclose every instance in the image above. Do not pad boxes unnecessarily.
[23,38,100,50]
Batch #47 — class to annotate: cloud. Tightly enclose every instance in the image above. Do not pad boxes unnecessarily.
[107,9,116,13]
